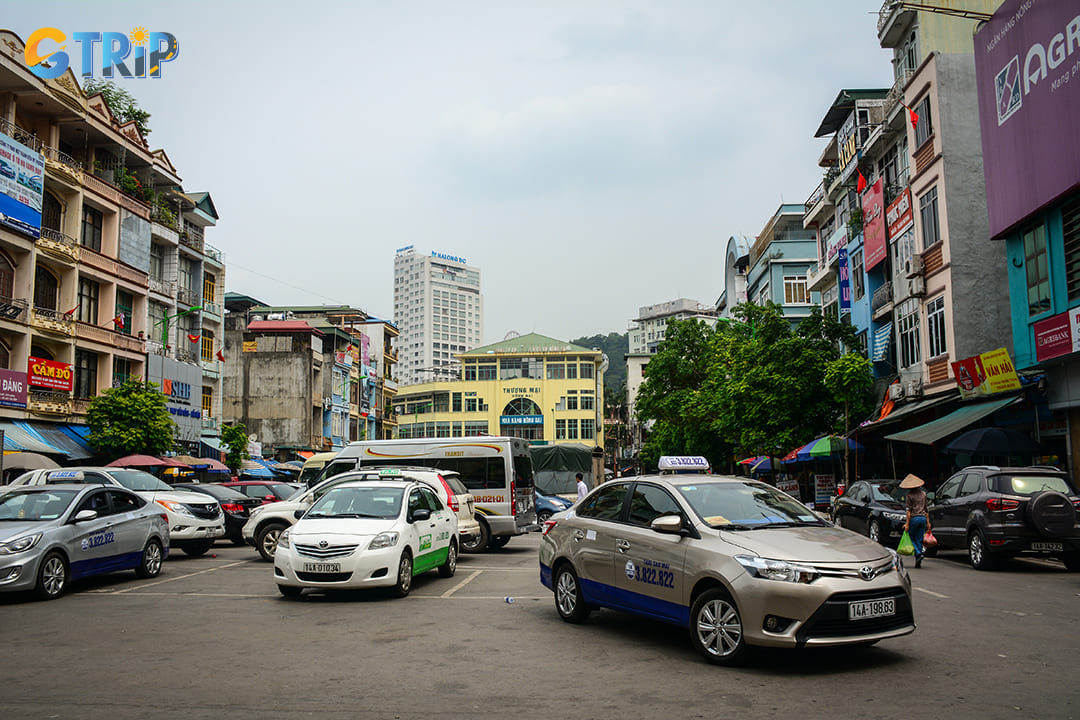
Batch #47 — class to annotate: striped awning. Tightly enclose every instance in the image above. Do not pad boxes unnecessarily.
[0,421,67,455]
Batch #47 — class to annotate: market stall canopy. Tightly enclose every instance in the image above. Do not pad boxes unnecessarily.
[796,435,863,460]
[884,396,1021,446]
[197,457,230,472]
[1,451,60,471]
[107,454,190,468]
[531,443,599,496]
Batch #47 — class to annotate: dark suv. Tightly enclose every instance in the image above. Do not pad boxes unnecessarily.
[928,466,1080,571]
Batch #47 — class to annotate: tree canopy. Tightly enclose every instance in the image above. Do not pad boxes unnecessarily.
[86,379,175,458]
[84,79,152,138]
[634,302,875,470]
[221,423,250,474]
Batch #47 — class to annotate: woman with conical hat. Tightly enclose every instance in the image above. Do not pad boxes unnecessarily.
[901,474,931,568]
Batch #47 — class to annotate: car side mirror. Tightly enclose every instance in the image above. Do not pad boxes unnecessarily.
[411,508,431,523]
[293,509,306,520]
[73,510,98,522]
[926,492,936,502]
[650,514,684,535]
[265,494,276,501]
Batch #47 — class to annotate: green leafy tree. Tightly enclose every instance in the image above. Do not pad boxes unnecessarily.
[86,379,175,458]
[221,423,250,474]
[823,352,875,484]
[84,79,152,138]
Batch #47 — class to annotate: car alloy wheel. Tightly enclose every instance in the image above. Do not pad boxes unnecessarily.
[257,523,287,562]
[36,552,67,600]
[869,519,881,544]
[690,589,747,665]
[392,551,413,597]
[136,539,163,578]
[438,541,458,578]
[554,565,591,623]
[969,529,998,571]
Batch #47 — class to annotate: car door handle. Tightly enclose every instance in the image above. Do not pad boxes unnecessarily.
[572,530,585,542]
[615,539,630,553]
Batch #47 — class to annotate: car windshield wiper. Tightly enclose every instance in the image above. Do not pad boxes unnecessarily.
[715,523,759,531]
[314,512,380,519]
[756,520,827,528]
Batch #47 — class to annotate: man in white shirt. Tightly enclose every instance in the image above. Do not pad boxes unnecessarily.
[576,472,588,501]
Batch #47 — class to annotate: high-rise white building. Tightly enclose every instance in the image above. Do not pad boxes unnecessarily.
[393,246,483,386]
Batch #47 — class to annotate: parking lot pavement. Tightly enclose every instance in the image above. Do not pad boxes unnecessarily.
[2,533,1079,719]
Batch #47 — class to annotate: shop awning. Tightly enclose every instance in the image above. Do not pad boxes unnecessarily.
[884,396,1022,445]
[0,421,68,455]
[21,422,95,460]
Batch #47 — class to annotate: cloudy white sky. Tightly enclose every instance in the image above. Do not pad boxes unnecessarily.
[8,1,894,344]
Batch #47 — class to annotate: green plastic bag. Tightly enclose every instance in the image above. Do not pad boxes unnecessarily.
[897,531,915,556]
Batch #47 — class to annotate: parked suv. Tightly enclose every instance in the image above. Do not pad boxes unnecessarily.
[928,466,1080,571]
[242,466,478,561]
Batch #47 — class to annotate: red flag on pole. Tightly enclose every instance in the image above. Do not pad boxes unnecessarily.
[64,303,80,316]
[856,169,867,193]
[216,349,225,362]
[908,106,919,129]
[187,333,201,344]
[110,313,125,329]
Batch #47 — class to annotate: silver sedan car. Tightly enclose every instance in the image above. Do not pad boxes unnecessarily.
[0,484,170,600]
[539,473,914,665]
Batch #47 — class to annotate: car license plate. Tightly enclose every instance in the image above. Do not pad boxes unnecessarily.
[848,598,895,621]
[302,562,341,573]
[1030,541,1062,552]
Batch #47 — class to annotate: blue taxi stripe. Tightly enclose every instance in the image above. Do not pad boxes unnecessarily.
[70,551,143,579]
[541,562,691,628]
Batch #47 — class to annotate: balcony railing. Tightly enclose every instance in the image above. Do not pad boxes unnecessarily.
[804,179,826,217]
[180,223,205,253]
[177,286,200,306]
[149,277,176,296]
[0,294,29,323]
[31,306,75,335]
[204,243,224,263]
[871,281,894,313]
[201,417,218,430]
[40,144,84,172]
[37,228,80,263]
[877,0,901,35]
[176,348,199,365]
[0,117,41,151]
[29,389,72,415]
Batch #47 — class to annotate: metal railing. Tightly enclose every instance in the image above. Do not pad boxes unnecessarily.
[32,306,75,329]
[40,144,84,172]
[0,294,29,322]
[878,0,901,35]
[177,286,200,306]
[176,348,199,365]
[203,243,223,263]
[0,117,41,151]
[149,277,176,296]
[871,281,894,312]
[804,179,826,217]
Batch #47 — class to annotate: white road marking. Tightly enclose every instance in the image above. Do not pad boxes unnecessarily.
[440,570,481,597]
[915,587,949,599]
[455,566,535,571]
[87,560,253,595]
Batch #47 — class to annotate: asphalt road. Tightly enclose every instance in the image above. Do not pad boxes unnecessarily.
[1,533,1078,720]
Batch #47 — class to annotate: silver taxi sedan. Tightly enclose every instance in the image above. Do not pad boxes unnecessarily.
[0,484,169,600]
[539,473,914,665]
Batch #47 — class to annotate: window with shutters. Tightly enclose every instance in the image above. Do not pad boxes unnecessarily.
[1024,222,1050,316]
[1062,192,1080,302]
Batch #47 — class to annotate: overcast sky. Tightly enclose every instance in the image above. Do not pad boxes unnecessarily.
[8,1,893,344]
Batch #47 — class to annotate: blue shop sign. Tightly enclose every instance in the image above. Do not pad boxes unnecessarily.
[500,414,544,425]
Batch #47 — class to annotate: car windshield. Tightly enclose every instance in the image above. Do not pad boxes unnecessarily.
[108,469,172,491]
[991,475,1076,496]
[675,481,825,529]
[306,486,404,519]
[0,489,79,521]
[871,483,901,502]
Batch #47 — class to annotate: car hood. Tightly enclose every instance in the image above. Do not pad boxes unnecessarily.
[0,521,51,542]
[718,525,889,564]
[142,489,219,505]
[291,518,398,539]
[872,500,906,511]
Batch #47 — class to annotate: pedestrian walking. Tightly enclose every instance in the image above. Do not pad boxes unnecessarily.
[901,474,931,568]
[576,472,588,501]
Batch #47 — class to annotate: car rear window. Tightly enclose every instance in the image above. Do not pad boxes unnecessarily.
[443,475,469,496]
[990,475,1076,496]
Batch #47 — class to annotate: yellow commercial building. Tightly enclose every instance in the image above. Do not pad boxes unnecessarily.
[394,333,604,448]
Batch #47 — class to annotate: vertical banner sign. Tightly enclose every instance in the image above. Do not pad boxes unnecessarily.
[838,247,852,311]
[0,132,45,239]
[862,178,887,269]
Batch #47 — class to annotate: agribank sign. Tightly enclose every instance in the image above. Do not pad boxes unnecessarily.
[974,0,1080,238]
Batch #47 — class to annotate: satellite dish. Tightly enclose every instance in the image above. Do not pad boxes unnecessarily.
[504,331,520,340]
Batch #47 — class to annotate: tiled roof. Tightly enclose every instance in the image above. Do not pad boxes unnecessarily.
[461,333,597,356]
[246,320,324,336]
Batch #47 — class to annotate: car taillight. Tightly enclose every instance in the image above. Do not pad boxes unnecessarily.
[986,497,1021,512]
[437,475,459,513]
[159,513,168,522]
[542,519,558,536]
[510,480,516,510]
[221,503,245,513]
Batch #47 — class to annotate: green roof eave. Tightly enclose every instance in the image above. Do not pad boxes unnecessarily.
[814,88,890,138]
[460,332,599,357]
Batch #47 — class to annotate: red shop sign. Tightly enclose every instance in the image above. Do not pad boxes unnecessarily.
[28,356,74,391]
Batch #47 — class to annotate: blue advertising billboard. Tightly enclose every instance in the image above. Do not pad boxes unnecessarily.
[0,132,45,239]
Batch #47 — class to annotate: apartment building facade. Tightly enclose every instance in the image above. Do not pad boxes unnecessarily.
[0,30,224,459]
[393,246,482,386]
[628,298,716,355]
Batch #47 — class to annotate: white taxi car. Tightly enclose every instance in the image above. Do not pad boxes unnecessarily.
[274,477,458,598]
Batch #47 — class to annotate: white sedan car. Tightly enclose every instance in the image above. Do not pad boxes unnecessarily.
[274,478,458,598]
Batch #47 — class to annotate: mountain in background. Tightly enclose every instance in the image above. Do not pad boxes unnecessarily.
[571,332,629,402]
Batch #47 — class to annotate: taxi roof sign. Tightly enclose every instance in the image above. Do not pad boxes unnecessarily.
[46,470,85,481]
[657,456,710,473]
[378,468,403,476]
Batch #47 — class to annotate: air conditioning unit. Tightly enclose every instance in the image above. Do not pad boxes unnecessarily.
[904,255,924,278]
[322,397,332,410]
[905,379,923,398]
[887,383,904,400]
[908,276,926,297]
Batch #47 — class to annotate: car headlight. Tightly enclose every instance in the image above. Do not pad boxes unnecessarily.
[278,530,290,549]
[882,511,906,522]
[369,531,398,550]
[888,548,905,574]
[0,533,42,555]
[249,506,264,519]
[735,555,819,584]
[156,500,194,517]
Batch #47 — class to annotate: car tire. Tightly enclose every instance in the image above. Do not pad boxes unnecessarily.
[135,539,164,579]
[1026,491,1076,536]
[438,540,458,578]
[488,535,510,549]
[461,518,489,553]
[868,519,882,544]
[1062,553,1080,572]
[968,529,999,571]
[391,550,413,598]
[35,551,68,601]
[180,539,214,557]
[553,564,591,624]
[537,510,553,524]
[690,588,749,665]
[256,523,288,562]
[278,584,302,598]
